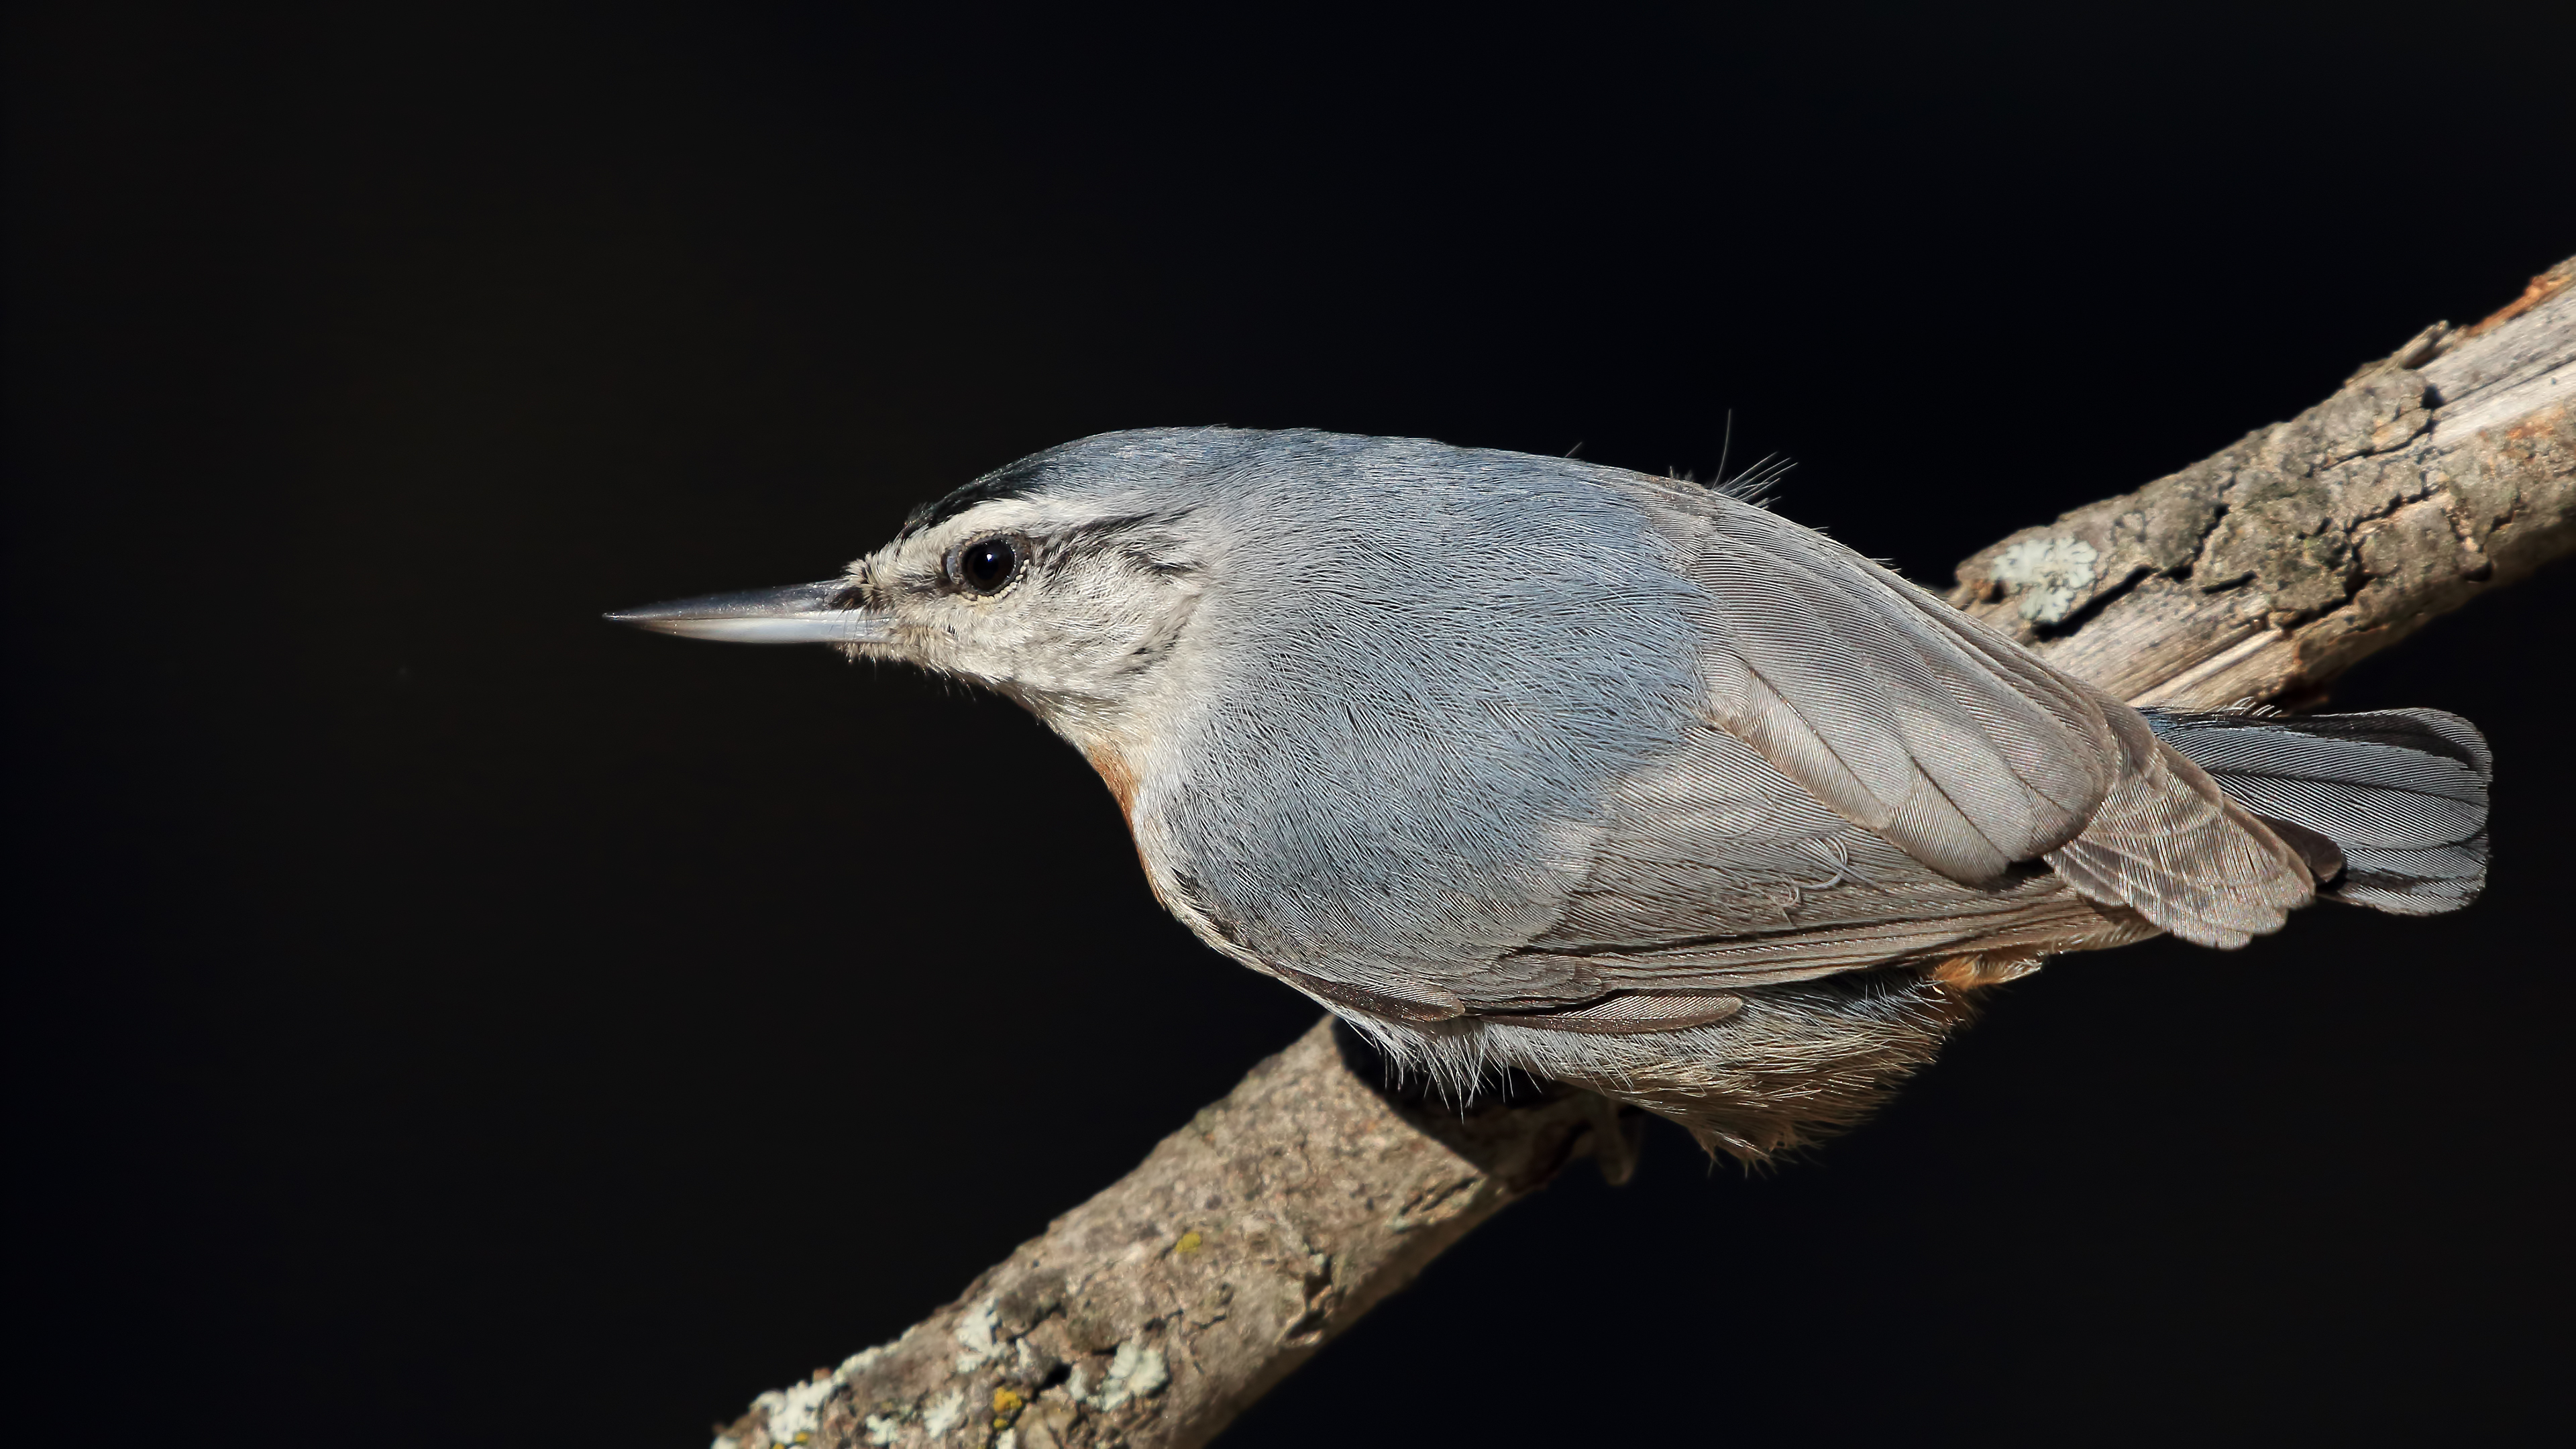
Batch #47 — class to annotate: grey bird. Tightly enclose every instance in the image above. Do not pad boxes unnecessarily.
[610,428,2492,1159]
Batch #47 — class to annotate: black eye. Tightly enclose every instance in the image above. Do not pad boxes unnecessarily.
[955,536,1020,594]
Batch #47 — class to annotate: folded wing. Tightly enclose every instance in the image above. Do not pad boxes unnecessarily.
[1470,484,2316,1025]
[1675,496,2123,884]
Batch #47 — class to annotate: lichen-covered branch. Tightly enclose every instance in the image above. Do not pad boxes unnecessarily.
[712,257,2576,1449]
[718,1026,1620,1449]
[1951,257,2575,708]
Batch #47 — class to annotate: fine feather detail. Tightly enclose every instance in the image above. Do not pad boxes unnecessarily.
[2041,704,2314,947]
[2143,706,2492,916]
[1674,494,2124,884]
[1505,476,2313,968]
[1499,722,2139,991]
[1339,969,1982,1162]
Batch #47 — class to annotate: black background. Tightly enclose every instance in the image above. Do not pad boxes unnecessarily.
[9,3,2573,1444]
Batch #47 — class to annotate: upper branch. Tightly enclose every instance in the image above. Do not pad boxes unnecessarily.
[1951,257,2575,710]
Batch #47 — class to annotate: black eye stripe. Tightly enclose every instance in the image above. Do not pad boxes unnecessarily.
[953,536,1021,595]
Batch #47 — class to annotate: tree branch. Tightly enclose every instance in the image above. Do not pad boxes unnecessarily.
[1948,256,2576,706]
[713,256,2576,1449]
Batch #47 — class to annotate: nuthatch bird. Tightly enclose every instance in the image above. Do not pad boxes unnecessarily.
[612,429,2491,1159]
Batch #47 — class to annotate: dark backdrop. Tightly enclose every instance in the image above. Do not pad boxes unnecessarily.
[8,4,2571,1444]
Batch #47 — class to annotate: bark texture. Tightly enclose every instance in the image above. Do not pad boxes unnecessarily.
[1951,257,2576,707]
[716,1028,1621,1449]
[714,258,2576,1449]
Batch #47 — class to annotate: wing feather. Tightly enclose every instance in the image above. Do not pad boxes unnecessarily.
[1474,482,2303,1019]
[1674,494,2123,883]
[1487,722,2137,1004]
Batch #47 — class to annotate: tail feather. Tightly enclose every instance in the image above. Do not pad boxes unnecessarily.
[2141,706,2492,916]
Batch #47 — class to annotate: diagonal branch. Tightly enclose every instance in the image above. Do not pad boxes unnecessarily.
[714,256,2576,1449]
[1947,257,2576,707]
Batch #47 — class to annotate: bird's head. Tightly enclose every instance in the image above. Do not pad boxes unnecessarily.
[608,432,1220,753]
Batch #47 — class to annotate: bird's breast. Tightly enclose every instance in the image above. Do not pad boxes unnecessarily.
[1078,739,1142,822]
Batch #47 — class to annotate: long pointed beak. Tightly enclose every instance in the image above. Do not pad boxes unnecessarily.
[604,580,894,645]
